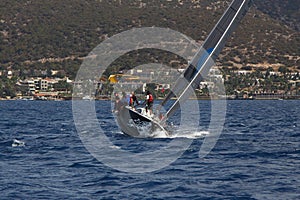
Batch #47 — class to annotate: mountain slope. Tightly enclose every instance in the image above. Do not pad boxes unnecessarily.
[0,0,299,77]
[254,0,300,31]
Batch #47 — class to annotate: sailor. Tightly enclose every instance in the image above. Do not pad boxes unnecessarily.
[113,95,122,113]
[129,91,139,109]
[144,91,154,115]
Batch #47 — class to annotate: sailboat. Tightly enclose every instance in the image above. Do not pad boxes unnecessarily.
[116,0,253,138]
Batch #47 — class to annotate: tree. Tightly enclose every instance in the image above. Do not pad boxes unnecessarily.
[278,66,288,74]
[53,80,72,92]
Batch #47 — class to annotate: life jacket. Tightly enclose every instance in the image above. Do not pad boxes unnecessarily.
[148,94,153,103]
[129,96,133,105]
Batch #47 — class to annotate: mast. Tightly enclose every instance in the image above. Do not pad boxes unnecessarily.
[160,0,253,120]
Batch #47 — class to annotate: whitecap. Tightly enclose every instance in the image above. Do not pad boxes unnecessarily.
[151,129,169,138]
[12,139,25,147]
[109,145,121,149]
[169,130,210,139]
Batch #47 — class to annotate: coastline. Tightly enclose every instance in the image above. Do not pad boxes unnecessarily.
[1,95,300,101]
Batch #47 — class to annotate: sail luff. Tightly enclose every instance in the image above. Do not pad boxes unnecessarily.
[163,0,253,120]
[160,0,244,108]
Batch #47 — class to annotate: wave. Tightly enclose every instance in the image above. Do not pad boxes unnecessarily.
[12,139,25,147]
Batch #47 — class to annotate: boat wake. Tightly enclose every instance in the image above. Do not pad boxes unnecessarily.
[135,124,167,138]
[131,126,210,139]
[170,130,210,139]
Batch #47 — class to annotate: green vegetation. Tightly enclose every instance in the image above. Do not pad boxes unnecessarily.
[0,76,17,98]
[0,1,299,73]
[222,67,300,96]
[53,80,72,91]
[255,1,300,31]
[0,0,299,98]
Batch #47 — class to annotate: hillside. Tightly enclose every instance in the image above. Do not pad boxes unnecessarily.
[255,0,300,31]
[0,0,299,78]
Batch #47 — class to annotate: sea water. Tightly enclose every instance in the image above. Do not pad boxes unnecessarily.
[0,100,299,199]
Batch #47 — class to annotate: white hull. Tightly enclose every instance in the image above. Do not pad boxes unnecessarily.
[116,106,168,138]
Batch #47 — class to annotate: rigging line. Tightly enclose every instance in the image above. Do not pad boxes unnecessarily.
[159,0,245,108]
[163,0,250,121]
[159,1,238,107]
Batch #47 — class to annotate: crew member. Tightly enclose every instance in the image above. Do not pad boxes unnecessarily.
[145,91,154,115]
[129,92,139,109]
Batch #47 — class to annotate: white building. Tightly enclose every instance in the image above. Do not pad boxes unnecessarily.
[199,81,214,89]
[7,70,12,79]
[18,79,36,94]
[236,70,252,75]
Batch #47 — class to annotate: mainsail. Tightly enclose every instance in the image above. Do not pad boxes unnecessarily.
[160,0,253,120]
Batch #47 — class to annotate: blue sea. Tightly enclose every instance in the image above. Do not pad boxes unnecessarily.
[0,100,299,199]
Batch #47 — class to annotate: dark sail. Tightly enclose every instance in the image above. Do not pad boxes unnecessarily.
[160,0,253,120]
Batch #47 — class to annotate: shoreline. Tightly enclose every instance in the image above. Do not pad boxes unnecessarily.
[1,96,300,101]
